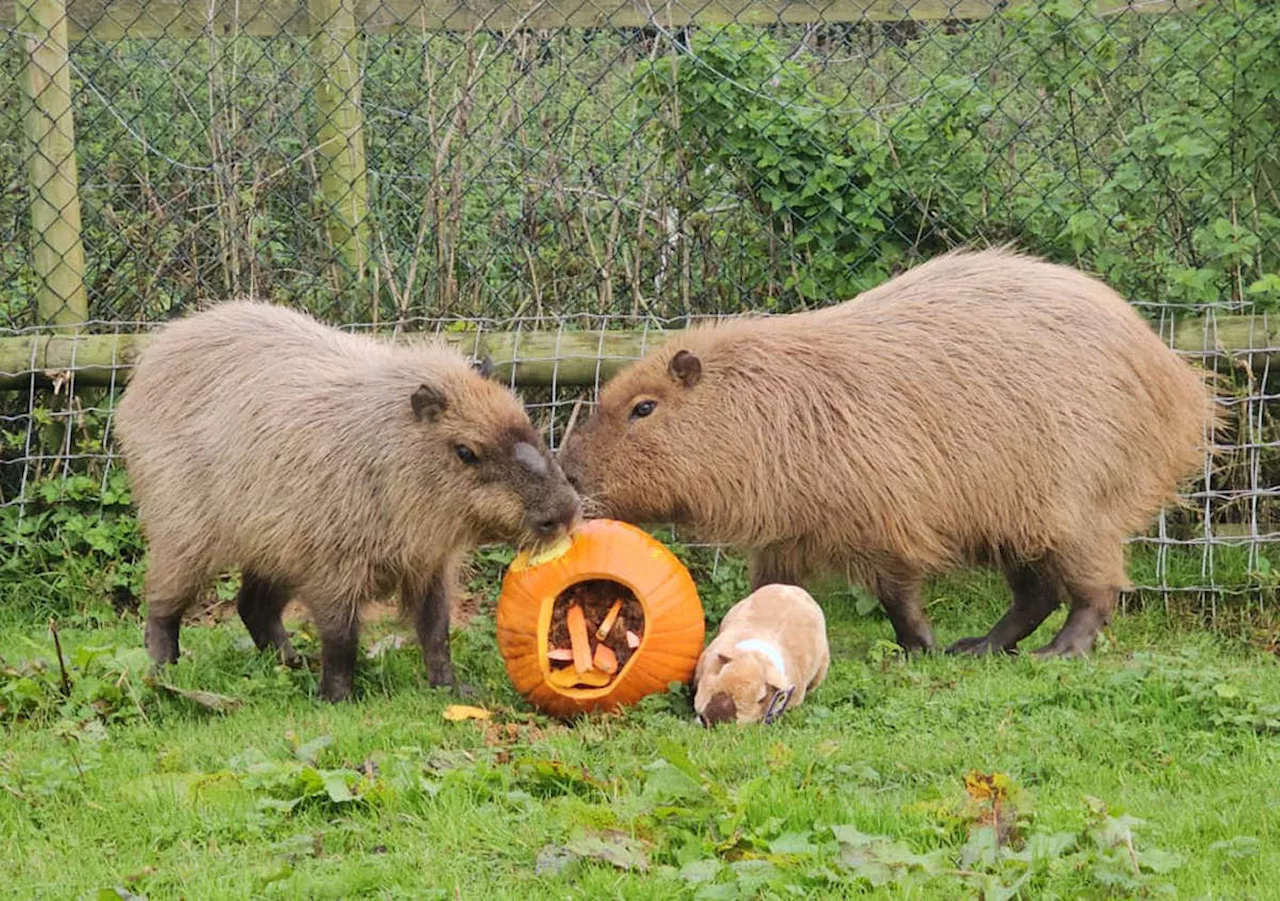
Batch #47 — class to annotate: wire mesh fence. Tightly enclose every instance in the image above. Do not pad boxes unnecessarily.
[2,0,1279,613]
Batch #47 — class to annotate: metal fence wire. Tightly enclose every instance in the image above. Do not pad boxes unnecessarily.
[2,0,1279,612]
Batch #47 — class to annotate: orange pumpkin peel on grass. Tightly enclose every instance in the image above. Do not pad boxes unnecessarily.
[496,518,706,719]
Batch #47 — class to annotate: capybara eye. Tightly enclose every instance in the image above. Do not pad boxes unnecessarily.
[630,399,656,420]
[455,443,479,465]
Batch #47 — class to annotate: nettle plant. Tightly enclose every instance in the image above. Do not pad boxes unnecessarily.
[633,25,987,306]
[633,5,1280,312]
[0,393,146,615]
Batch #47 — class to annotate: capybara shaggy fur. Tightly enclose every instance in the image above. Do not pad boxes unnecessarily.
[559,247,1219,658]
[114,300,581,702]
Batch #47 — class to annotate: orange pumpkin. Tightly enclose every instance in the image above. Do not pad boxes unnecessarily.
[496,518,705,719]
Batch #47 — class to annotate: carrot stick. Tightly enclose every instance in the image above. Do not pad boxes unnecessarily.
[593,643,618,675]
[547,647,574,662]
[594,600,623,641]
[566,604,592,673]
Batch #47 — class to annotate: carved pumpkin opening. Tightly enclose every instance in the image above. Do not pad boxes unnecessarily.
[496,518,705,718]
[546,578,646,689]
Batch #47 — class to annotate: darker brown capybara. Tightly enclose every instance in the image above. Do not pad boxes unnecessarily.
[114,299,581,702]
[559,247,1219,658]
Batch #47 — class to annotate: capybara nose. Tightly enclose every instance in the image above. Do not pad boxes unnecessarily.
[699,692,736,726]
[535,498,580,537]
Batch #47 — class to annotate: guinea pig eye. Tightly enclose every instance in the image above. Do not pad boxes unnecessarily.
[630,399,657,420]
[454,443,479,465]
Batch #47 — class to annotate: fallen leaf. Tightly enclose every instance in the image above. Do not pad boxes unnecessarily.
[151,681,242,713]
[964,770,1012,802]
[442,705,491,722]
[564,829,651,872]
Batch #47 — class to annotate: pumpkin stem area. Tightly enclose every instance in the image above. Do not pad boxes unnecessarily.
[546,579,646,690]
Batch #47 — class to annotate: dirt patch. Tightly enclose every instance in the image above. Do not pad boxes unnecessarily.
[547,579,646,687]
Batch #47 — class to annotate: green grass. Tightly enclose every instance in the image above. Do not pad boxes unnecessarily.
[3,565,1279,900]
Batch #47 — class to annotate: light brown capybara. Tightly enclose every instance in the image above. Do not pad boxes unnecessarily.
[114,299,581,702]
[559,247,1220,658]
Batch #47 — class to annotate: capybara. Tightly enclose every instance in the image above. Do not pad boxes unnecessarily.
[114,300,581,702]
[559,247,1219,658]
[694,584,830,726]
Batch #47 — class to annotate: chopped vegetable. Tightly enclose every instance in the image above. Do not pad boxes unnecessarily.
[566,604,592,673]
[548,666,612,689]
[626,630,641,649]
[547,647,575,662]
[594,599,624,641]
[593,643,618,674]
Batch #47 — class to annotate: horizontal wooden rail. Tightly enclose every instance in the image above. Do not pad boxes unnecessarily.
[0,0,1199,39]
[1,312,1276,390]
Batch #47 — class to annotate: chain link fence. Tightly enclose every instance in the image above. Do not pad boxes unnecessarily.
[2,0,1279,613]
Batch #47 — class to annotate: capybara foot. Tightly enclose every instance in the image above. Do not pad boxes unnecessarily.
[319,670,354,703]
[894,629,936,655]
[427,658,456,688]
[144,614,181,666]
[278,643,304,669]
[453,681,478,699]
[946,635,1015,656]
[1031,603,1108,658]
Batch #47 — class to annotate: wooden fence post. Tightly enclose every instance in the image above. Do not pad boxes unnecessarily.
[308,0,369,292]
[18,0,88,329]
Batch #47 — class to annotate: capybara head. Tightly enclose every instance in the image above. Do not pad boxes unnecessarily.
[415,365,581,550]
[559,343,716,525]
[694,652,784,726]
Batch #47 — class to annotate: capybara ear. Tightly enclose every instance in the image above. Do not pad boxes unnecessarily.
[668,349,702,388]
[471,354,494,380]
[411,383,448,422]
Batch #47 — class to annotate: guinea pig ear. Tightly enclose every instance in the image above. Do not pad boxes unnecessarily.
[762,662,789,695]
[471,354,494,380]
[668,350,702,389]
[410,383,448,422]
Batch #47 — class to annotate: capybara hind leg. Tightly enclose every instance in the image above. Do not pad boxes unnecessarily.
[1032,587,1115,658]
[948,562,1062,656]
[403,572,465,692]
[312,609,360,703]
[1032,546,1122,658]
[237,571,301,668]
[143,560,202,667]
[875,566,935,653]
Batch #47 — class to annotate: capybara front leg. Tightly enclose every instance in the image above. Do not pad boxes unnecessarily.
[144,611,183,667]
[142,556,203,668]
[236,570,301,668]
[406,572,457,689]
[748,543,808,591]
[875,566,935,653]
[316,613,360,703]
[948,562,1062,656]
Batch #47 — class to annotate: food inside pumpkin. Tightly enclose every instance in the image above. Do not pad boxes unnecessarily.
[547,579,645,689]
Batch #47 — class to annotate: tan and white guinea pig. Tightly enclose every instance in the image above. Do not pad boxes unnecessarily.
[692,583,830,725]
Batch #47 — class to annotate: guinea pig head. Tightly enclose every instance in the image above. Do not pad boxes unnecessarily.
[558,344,723,526]
[693,650,787,726]
[411,365,581,552]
